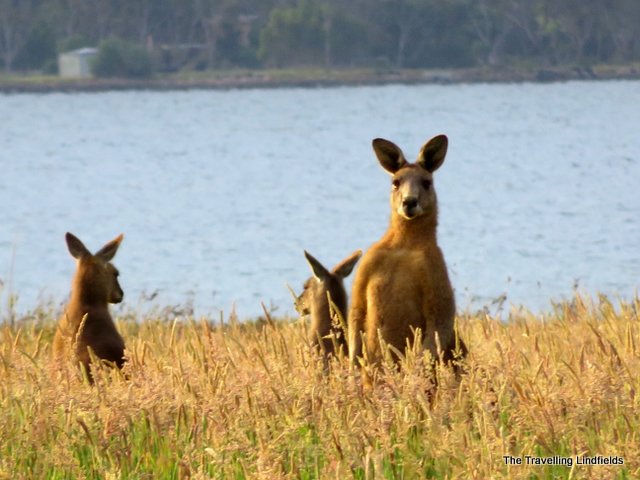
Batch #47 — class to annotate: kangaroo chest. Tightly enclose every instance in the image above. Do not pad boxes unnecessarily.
[375,247,444,287]
[364,245,453,332]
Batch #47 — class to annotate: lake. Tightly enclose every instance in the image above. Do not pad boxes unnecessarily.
[1,81,639,319]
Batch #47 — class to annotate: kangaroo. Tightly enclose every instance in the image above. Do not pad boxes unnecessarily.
[348,135,467,378]
[53,232,126,380]
[295,250,362,360]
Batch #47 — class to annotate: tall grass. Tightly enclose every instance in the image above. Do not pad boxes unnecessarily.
[1,294,638,479]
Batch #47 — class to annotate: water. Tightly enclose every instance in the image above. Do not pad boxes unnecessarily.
[1,81,639,319]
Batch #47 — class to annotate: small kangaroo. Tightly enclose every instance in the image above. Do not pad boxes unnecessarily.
[348,135,467,376]
[295,250,362,359]
[53,232,126,379]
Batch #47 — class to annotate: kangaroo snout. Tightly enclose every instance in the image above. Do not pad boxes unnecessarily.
[401,196,421,218]
[398,196,422,219]
[402,197,418,209]
[111,285,124,304]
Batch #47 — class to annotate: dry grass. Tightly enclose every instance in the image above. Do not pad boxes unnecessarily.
[0,294,638,479]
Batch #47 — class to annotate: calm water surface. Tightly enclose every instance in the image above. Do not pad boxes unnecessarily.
[1,81,639,319]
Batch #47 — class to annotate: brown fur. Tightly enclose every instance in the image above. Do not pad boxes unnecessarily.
[295,250,362,360]
[52,232,126,380]
[348,135,467,376]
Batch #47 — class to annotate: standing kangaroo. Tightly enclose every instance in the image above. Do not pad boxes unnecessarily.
[53,232,126,379]
[295,250,362,359]
[349,135,467,376]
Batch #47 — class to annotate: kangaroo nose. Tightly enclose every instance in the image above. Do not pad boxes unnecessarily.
[403,197,418,209]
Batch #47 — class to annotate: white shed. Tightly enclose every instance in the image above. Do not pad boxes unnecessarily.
[58,48,98,79]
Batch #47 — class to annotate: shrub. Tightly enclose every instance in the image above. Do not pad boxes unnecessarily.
[92,39,154,79]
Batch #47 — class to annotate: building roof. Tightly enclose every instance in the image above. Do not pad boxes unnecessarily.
[62,47,98,57]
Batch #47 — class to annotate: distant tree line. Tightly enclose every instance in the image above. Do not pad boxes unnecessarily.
[1,0,639,76]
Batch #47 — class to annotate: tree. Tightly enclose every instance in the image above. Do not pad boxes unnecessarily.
[469,0,520,66]
[55,0,86,38]
[14,22,57,70]
[373,0,429,68]
[0,0,33,71]
[604,0,640,62]
[258,1,326,67]
[547,0,597,62]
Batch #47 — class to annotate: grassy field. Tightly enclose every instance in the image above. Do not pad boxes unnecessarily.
[0,294,638,479]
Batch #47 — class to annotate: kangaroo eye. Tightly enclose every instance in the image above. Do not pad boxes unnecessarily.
[392,179,400,189]
[421,180,431,189]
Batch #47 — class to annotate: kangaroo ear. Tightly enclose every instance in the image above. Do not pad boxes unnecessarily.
[373,138,407,174]
[304,250,330,282]
[417,134,448,172]
[95,234,124,262]
[65,232,91,259]
[332,250,362,278]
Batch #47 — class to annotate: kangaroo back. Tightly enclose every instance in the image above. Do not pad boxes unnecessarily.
[53,232,126,380]
[296,250,361,360]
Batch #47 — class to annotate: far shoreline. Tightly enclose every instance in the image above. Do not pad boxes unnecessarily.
[1,64,639,93]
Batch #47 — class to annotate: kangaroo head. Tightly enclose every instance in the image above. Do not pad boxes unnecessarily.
[296,250,362,317]
[373,135,448,220]
[66,232,124,304]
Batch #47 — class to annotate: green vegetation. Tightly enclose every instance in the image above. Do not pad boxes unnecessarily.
[1,294,638,478]
[92,39,154,79]
[1,0,639,76]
